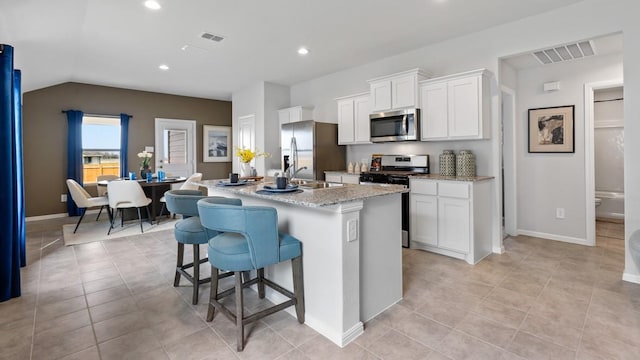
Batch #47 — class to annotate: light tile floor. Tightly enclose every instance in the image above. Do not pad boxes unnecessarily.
[1,218,639,359]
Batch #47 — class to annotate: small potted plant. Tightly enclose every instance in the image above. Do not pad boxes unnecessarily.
[138,150,153,179]
[235,147,269,177]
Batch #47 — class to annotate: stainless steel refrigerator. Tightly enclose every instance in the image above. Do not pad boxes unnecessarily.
[281,120,346,180]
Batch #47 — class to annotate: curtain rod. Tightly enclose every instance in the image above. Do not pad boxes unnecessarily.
[594,98,623,103]
[61,110,133,118]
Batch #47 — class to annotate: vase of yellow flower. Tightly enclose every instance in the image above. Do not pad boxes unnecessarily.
[235,147,269,177]
[138,150,153,179]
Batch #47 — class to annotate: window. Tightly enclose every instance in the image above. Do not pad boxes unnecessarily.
[82,116,121,183]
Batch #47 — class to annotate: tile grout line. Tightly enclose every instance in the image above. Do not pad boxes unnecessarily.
[27,232,45,360]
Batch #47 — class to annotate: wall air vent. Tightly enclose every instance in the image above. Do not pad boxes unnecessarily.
[533,40,596,65]
[200,32,225,42]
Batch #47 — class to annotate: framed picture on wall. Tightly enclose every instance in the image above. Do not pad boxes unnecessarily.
[528,105,575,153]
[203,125,231,162]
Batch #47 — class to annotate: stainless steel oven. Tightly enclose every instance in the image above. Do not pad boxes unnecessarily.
[359,155,430,248]
[369,108,420,142]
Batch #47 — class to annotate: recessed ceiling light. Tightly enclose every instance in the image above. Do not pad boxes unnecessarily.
[297,47,310,55]
[144,1,161,10]
[158,64,169,70]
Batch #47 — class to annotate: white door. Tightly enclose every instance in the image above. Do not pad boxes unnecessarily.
[237,114,256,171]
[154,118,196,178]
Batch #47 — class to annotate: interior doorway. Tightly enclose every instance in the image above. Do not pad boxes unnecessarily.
[584,80,624,246]
[501,86,517,240]
[154,118,196,178]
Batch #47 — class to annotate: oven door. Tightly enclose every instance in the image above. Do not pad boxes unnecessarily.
[370,108,419,142]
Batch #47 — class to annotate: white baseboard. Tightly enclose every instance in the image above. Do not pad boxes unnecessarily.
[26,208,106,223]
[26,213,68,222]
[261,286,362,347]
[517,229,593,246]
[622,272,640,284]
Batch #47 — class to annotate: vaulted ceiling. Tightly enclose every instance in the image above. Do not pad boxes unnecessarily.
[0,0,586,100]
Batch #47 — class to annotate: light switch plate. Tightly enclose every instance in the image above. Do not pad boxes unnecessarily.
[145,146,154,152]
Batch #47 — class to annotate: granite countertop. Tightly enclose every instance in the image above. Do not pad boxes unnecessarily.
[196,179,407,208]
[410,174,494,182]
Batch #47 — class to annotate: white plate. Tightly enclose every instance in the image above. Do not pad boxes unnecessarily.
[261,184,299,192]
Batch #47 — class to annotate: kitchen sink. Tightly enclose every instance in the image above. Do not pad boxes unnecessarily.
[290,179,344,189]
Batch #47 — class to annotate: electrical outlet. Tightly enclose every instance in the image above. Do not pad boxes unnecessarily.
[61,194,67,202]
[556,208,565,219]
[347,219,358,242]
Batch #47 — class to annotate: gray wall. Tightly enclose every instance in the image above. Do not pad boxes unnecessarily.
[286,0,640,278]
[516,53,623,241]
[23,82,231,217]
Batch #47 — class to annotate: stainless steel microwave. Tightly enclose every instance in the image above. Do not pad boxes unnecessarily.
[369,108,420,142]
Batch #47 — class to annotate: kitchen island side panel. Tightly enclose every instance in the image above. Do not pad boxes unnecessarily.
[359,193,403,321]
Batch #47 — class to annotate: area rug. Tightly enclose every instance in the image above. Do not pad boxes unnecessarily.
[63,217,178,246]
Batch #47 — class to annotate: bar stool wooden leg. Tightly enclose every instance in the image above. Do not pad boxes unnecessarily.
[174,243,184,287]
[192,244,200,305]
[234,271,245,351]
[292,256,305,323]
[207,266,219,321]
[257,268,265,299]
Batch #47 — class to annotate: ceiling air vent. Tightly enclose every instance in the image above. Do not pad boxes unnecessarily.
[533,40,596,65]
[200,32,225,42]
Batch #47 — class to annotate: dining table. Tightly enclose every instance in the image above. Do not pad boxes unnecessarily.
[97,177,186,221]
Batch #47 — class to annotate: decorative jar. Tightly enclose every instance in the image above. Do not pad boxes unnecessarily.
[439,150,456,176]
[456,150,475,177]
[140,165,152,179]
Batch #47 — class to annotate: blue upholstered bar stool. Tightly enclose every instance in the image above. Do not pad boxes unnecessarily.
[197,199,305,351]
[164,190,241,304]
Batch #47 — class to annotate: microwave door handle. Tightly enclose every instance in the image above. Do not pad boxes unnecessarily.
[402,115,408,135]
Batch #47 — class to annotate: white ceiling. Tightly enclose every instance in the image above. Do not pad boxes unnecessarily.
[0,0,587,100]
[502,32,623,70]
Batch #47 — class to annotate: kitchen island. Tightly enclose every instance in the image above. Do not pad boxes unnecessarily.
[197,179,407,347]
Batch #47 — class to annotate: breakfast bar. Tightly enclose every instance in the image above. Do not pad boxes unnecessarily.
[197,179,407,347]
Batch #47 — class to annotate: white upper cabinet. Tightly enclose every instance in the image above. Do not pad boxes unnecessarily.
[420,82,449,140]
[370,82,391,112]
[278,106,313,126]
[368,69,428,113]
[419,69,492,141]
[335,92,371,145]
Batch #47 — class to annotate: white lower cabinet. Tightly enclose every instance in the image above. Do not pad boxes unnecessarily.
[410,178,492,264]
[325,172,360,184]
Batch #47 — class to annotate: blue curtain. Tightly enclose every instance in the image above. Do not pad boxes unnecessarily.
[120,113,130,178]
[66,110,83,216]
[13,70,25,267]
[0,44,25,302]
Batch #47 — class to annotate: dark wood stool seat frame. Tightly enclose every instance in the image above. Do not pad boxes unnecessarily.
[207,256,305,351]
[174,243,234,304]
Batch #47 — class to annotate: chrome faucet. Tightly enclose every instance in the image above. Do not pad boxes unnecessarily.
[285,136,307,178]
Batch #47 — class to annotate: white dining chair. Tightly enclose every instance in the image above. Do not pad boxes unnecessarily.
[95,174,119,219]
[66,179,110,233]
[96,174,119,197]
[106,180,153,234]
[158,172,202,220]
